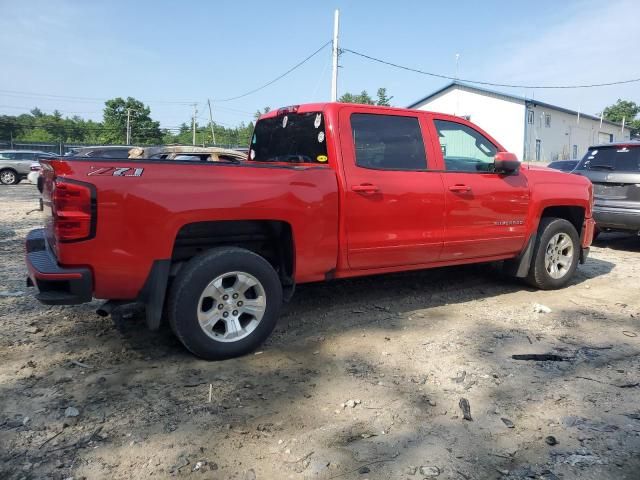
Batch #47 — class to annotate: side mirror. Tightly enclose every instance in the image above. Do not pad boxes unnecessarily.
[494,152,520,174]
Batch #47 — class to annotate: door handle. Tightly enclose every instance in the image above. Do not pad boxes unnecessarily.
[352,184,379,194]
[448,184,471,192]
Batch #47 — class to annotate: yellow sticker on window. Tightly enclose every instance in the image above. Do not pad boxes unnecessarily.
[317,155,328,163]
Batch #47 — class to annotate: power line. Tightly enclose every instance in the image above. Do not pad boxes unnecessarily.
[342,47,640,89]
[214,40,332,102]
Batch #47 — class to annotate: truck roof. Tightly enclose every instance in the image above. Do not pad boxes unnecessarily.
[258,102,442,120]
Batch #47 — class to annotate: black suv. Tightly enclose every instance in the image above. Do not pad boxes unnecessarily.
[573,142,640,235]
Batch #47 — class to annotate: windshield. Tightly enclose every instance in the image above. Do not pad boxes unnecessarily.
[576,146,640,172]
[250,112,328,164]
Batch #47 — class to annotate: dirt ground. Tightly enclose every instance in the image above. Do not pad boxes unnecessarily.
[1,184,639,480]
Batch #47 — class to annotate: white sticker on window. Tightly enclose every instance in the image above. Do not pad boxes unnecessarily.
[317,131,325,143]
[282,116,288,128]
[314,113,322,128]
[617,147,630,153]
[250,149,255,160]
[591,150,598,155]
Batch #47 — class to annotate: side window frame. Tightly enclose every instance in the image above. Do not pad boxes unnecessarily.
[431,118,499,174]
[349,112,430,172]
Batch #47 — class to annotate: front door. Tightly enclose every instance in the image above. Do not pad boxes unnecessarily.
[430,118,530,261]
[339,108,445,269]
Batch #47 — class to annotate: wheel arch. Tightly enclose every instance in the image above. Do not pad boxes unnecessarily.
[538,205,585,237]
[171,220,295,294]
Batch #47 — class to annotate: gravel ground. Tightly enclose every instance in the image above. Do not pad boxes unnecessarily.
[1,184,639,480]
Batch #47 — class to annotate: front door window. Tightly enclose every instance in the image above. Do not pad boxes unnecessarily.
[433,120,497,172]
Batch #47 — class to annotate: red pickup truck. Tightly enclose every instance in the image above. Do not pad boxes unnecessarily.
[26,103,594,359]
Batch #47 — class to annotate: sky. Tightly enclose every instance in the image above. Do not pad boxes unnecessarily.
[1,0,639,130]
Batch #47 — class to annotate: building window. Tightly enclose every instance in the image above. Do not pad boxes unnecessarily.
[535,139,542,161]
[527,110,534,124]
[572,145,578,159]
[545,114,551,128]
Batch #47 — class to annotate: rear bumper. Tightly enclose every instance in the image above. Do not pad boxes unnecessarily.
[25,229,93,305]
[593,205,640,231]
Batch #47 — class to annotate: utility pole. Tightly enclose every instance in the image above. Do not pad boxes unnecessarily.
[126,108,132,145]
[207,99,216,145]
[192,104,198,146]
[454,53,460,116]
[330,9,340,102]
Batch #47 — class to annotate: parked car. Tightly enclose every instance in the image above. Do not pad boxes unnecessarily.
[573,142,640,236]
[65,146,137,158]
[129,145,247,163]
[26,103,594,360]
[547,160,579,172]
[0,150,55,185]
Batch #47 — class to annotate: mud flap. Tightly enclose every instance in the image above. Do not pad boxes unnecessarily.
[503,234,536,278]
[137,260,171,330]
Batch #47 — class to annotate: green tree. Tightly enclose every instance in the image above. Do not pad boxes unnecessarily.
[376,88,393,106]
[339,90,374,105]
[338,88,392,106]
[253,106,272,120]
[603,99,640,136]
[101,97,162,145]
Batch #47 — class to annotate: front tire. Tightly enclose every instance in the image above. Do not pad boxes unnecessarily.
[0,169,19,185]
[168,247,283,360]
[526,217,580,290]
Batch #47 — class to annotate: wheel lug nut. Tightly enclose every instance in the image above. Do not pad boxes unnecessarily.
[218,304,224,310]
[223,312,229,318]
[237,301,243,307]
[232,310,238,316]
[232,293,239,299]
[223,295,229,300]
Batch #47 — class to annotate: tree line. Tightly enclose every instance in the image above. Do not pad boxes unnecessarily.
[0,90,637,147]
[0,97,255,146]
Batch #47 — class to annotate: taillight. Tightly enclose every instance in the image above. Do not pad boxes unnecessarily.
[52,179,95,242]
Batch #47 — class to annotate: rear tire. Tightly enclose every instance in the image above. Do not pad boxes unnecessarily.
[526,217,580,290]
[0,169,18,185]
[167,247,282,360]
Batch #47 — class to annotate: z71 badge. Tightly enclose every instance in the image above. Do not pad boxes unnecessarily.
[88,167,144,177]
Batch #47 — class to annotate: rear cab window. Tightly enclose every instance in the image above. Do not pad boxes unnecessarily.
[250,110,328,165]
[576,146,640,172]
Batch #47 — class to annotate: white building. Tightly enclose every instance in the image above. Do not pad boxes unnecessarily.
[408,82,631,162]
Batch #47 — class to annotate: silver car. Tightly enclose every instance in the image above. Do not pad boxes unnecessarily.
[0,150,55,185]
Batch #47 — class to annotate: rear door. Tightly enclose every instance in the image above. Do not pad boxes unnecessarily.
[338,107,445,269]
[429,117,530,261]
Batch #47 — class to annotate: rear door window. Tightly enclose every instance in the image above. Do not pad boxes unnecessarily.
[576,147,640,172]
[251,112,327,164]
[350,113,427,171]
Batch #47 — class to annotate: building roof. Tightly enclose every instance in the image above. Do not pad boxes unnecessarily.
[407,81,627,129]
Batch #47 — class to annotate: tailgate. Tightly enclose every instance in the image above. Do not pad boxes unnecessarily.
[591,171,640,210]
